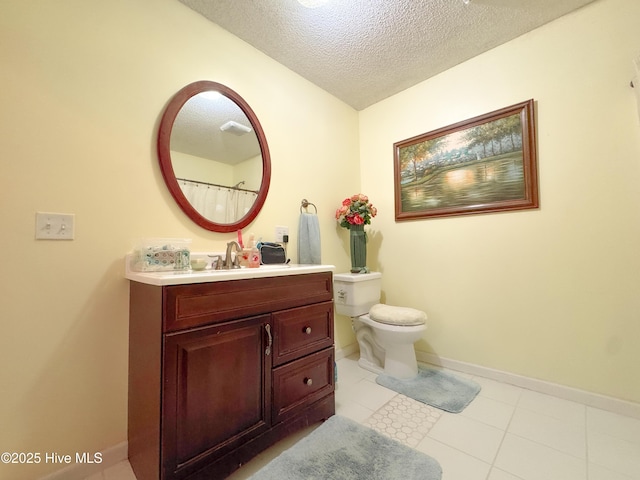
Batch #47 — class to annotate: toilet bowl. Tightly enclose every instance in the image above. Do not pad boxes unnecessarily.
[354,309,427,378]
[334,272,427,379]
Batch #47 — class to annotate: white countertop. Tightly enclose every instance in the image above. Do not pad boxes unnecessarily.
[125,254,335,286]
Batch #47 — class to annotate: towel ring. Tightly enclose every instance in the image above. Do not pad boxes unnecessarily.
[300,199,317,213]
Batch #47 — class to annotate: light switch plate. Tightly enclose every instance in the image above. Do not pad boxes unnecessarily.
[35,212,75,240]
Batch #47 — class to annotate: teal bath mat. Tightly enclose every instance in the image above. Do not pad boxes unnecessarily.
[248,415,442,480]
[377,367,481,413]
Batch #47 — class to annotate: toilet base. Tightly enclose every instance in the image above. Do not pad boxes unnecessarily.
[382,344,419,379]
[353,315,424,381]
[356,345,419,380]
[357,357,383,376]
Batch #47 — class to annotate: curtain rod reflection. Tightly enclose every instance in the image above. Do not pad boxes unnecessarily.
[177,177,259,194]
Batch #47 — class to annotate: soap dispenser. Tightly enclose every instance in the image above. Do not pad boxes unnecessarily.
[237,230,250,267]
[248,234,261,268]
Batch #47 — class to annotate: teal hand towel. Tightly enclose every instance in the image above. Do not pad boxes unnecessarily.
[298,213,321,264]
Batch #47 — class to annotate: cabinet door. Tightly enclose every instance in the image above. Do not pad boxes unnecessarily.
[162,315,272,480]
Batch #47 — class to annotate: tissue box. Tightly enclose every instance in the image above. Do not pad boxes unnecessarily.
[130,238,191,272]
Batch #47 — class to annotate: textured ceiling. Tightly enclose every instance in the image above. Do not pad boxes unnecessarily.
[179,0,598,110]
[172,93,260,165]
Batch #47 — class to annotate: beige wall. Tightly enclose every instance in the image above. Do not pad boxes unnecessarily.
[2,0,640,478]
[360,0,640,404]
[0,1,358,478]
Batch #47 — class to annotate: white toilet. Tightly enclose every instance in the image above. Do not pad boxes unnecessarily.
[334,272,427,379]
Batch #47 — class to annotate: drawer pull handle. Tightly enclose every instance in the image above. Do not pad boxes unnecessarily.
[265,324,272,356]
[304,377,313,386]
[303,326,312,335]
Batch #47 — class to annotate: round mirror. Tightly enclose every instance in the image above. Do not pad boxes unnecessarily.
[158,81,271,233]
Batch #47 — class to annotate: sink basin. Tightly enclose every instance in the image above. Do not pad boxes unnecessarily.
[125,254,334,286]
[187,264,291,274]
[255,264,291,270]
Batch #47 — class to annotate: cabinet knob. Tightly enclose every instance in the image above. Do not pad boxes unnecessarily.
[304,377,313,386]
[303,326,312,335]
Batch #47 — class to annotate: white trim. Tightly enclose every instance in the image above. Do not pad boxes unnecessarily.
[39,348,640,480]
[417,351,640,420]
[36,343,355,480]
[335,343,358,361]
[39,441,128,480]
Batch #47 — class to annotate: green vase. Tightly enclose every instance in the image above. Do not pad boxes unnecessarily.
[349,224,367,273]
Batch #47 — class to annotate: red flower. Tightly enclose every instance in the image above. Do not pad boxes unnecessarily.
[336,194,376,230]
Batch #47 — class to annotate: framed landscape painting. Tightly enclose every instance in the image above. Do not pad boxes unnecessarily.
[394,99,539,221]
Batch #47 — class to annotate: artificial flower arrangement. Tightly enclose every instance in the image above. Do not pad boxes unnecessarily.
[335,194,377,229]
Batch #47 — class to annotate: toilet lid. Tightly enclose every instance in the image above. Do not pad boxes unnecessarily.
[369,303,427,326]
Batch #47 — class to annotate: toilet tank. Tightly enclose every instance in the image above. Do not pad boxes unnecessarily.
[333,272,382,317]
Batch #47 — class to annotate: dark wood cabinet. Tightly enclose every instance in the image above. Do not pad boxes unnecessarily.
[128,272,335,480]
[163,315,272,479]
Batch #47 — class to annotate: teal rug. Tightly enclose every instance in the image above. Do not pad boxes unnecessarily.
[376,367,481,413]
[248,415,442,480]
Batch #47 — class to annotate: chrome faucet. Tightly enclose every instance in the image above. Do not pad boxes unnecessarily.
[224,241,243,269]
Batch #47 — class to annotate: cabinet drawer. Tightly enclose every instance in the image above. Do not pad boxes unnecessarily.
[163,272,333,332]
[272,348,334,424]
[272,301,334,366]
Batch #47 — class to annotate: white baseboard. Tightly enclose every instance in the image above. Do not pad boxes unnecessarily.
[417,351,640,420]
[37,344,353,480]
[39,441,128,480]
[335,343,358,361]
[40,347,640,479]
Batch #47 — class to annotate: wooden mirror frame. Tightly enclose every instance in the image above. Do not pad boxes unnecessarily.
[157,81,271,233]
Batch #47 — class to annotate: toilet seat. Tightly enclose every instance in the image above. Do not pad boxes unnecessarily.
[369,303,427,326]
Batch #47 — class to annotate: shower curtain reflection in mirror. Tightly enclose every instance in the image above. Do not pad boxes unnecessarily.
[179,179,258,224]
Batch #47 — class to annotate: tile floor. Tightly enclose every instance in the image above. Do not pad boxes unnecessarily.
[87,355,640,480]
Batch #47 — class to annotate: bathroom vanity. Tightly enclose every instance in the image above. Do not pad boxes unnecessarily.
[126,264,335,480]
